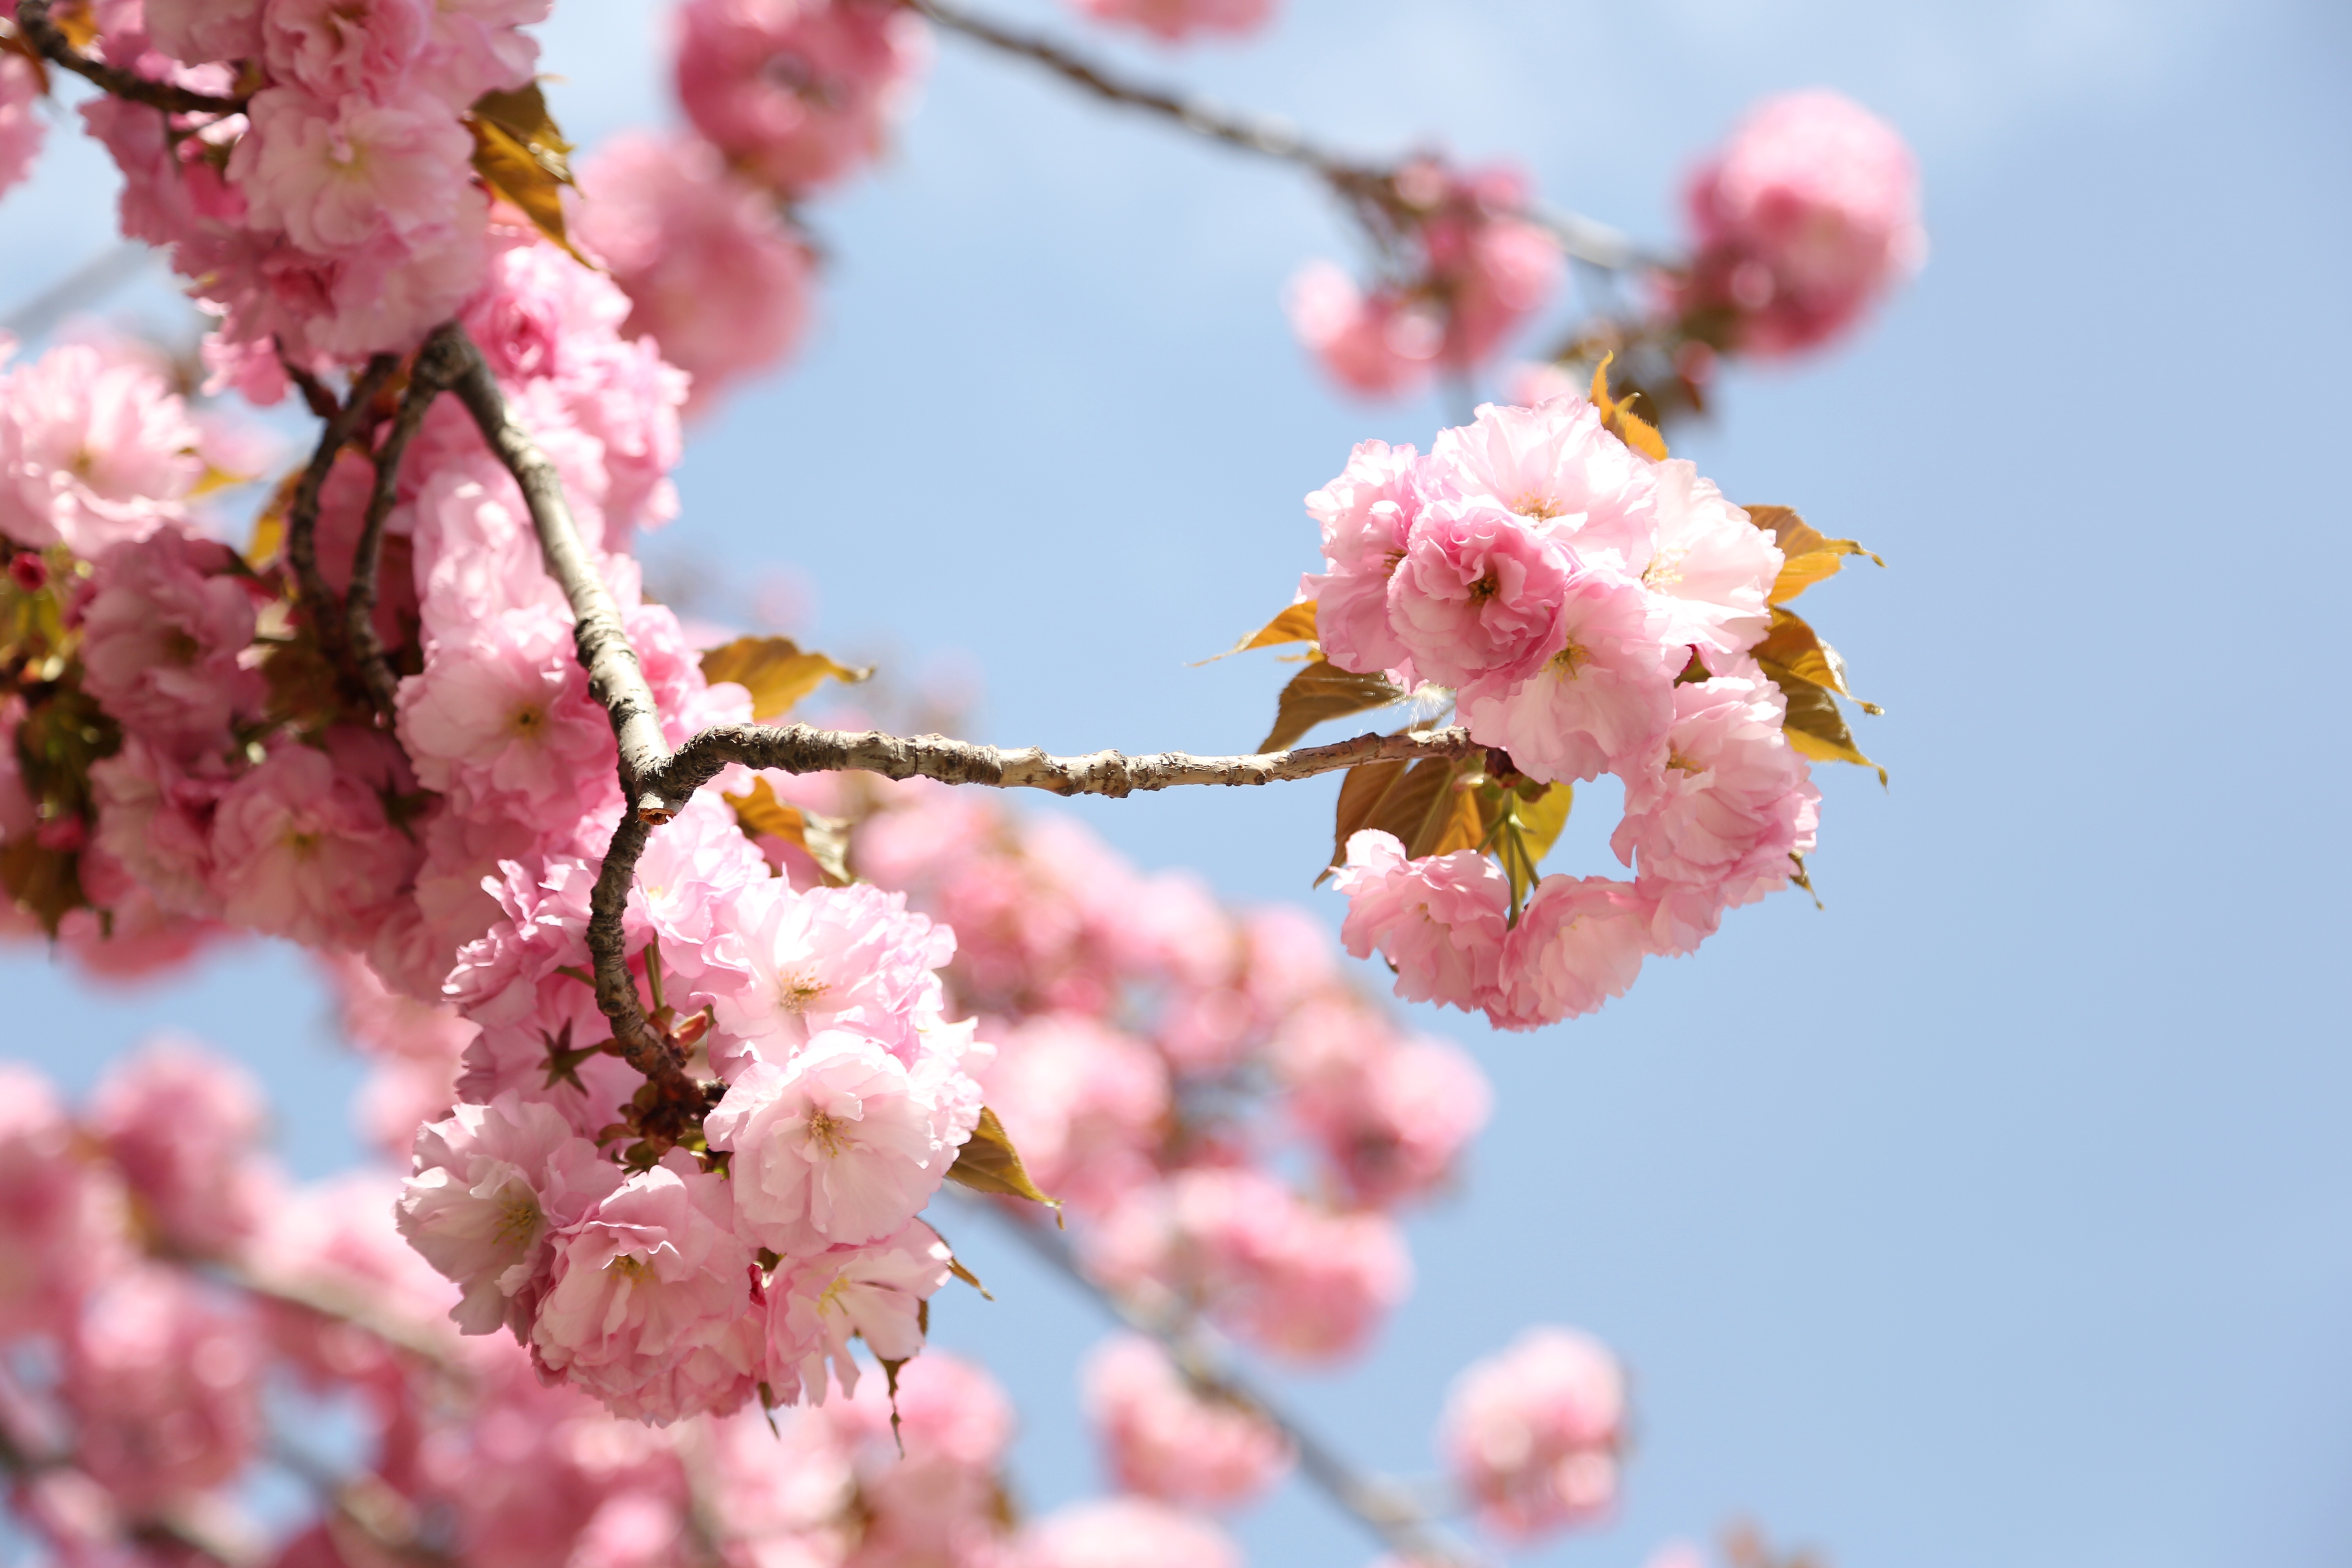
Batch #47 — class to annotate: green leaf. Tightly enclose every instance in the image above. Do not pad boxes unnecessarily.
[1258,655,1405,753]
[1744,505,1882,605]
[700,635,872,720]
[725,777,853,886]
[1197,599,1319,664]
[466,82,591,266]
[945,1106,1060,1217]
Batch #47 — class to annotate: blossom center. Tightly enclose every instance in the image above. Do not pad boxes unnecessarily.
[804,1108,846,1158]
[1550,639,1591,678]
[492,1187,541,1248]
[1512,494,1562,521]
[776,971,827,1014]
[507,702,548,740]
[1643,548,1686,590]
[607,1253,650,1281]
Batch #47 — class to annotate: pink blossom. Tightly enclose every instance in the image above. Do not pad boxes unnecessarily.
[530,1150,762,1423]
[408,459,569,644]
[764,1218,952,1403]
[824,1350,1013,1565]
[1300,438,1433,678]
[1611,670,1819,953]
[261,0,430,102]
[1330,830,1508,1013]
[1285,261,1443,399]
[398,1091,626,1337]
[1387,498,1572,689]
[89,1038,274,1258]
[1083,1334,1290,1508]
[984,1013,1168,1218]
[88,740,229,919]
[76,529,263,760]
[1065,0,1274,45]
[0,1067,128,1336]
[1487,876,1653,1031]
[0,340,200,554]
[1277,1007,1490,1205]
[575,131,815,412]
[706,1030,977,1257]
[1441,1326,1626,1539]
[231,85,477,255]
[624,791,770,991]
[415,0,548,107]
[61,1268,264,1511]
[0,51,43,199]
[208,739,421,951]
[1428,395,1659,571]
[144,0,264,63]
[1642,459,1780,669]
[246,1171,467,1394]
[704,878,958,1073]
[674,0,929,196]
[1015,1498,1241,1568]
[1673,90,1925,357]
[702,1404,855,1560]
[1459,566,1677,784]
[396,604,618,817]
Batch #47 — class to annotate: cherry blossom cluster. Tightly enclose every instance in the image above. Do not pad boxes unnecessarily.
[1304,390,1817,1029]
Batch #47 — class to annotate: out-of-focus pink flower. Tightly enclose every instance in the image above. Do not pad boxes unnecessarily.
[77,529,263,761]
[209,739,421,951]
[530,1151,761,1423]
[1458,566,1677,785]
[89,1038,274,1257]
[575,131,814,412]
[764,1218,952,1403]
[144,0,264,64]
[824,1350,1014,1564]
[1331,831,1508,1014]
[416,0,549,108]
[674,0,928,196]
[706,1030,976,1258]
[0,1067,128,1336]
[1671,90,1924,357]
[231,85,479,256]
[1388,499,1572,689]
[702,1403,855,1562]
[1300,438,1434,679]
[984,1013,1168,1218]
[88,740,229,920]
[1082,1334,1290,1509]
[1441,1325,1626,1540]
[1014,1497,1241,1568]
[1064,0,1273,45]
[322,951,475,1152]
[1487,875,1652,1031]
[1642,459,1780,670]
[62,1268,264,1511]
[0,52,44,200]
[261,0,430,102]
[1285,261,1444,399]
[0,340,199,554]
[399,1091,626,1337]
[1278,1007,1490,1205]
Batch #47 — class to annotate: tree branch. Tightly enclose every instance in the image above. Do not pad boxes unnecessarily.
[11,0,245,116]
[285,354,398,677]
[908,0,1647,270]
[347,325,466,720]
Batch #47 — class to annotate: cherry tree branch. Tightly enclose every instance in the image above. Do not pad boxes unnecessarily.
[11,0,245,115]
[971,1202,1484,1568]
[908,0,1649,270]
[347,325,467,720]
[285,353,399,674]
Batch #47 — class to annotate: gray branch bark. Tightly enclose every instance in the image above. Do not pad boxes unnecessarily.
[12,0,245,115]
[284,354,398,678]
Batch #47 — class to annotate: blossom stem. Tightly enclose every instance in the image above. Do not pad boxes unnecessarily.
[285,353,400,685]
[347,325,469,722]
[9,0,246,116]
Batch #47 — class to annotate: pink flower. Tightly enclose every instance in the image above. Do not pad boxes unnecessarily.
[1299,438,1434,678]
[575,131,815,412]
[1611,670,1819,953]
[1083,1334,1290,1509]
[0,341,199,555]
[1487,876,1653,1031]
[984,1013,1168,1218]
[624,792,771,991]
[415,0,549,108]
[704,879,958,1073]
[1285,261,1444,399]
[89,740,229,919]
[1064,0,1274,45]
[0,1067,128,1336]
[208,739,421,951]
[1672,90,1925,357]
[0,51,44,200]
[706,1031,977,1258]
[261,0,431,102]
[89,1038,274,1257]
[1330,830,1508,1013]
[763,1218,953,1403]
[231,85,477,255]
[396,604,618,818]
[1429,395,1659,571]
[702,1403,855,1557]
[1426,207,1560,369]
[1015,1498,1241,1568]
[398,1091,626,1337]
[530,1151,761,1423]
[76,529,263,760]
[675,0,929,196]
[1441,1326,1626,1540]
[1641,459,1780,670]
[1459,566,1677,784]
[61,1268,264,1511]
[144,0,264,63]
[1277,1007,1490,1205]
[1387,498,1573,689]
[823,1350,1013,1564]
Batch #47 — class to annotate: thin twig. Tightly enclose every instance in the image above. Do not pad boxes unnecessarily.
[347,325,466,719]
[971,1200,1484,1568]
[909,0,1647,270]
[284,353,399,672]
[12,0,244,115]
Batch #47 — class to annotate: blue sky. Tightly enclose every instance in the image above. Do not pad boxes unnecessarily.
[2,1,2348,1564]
